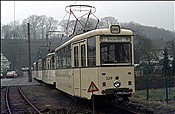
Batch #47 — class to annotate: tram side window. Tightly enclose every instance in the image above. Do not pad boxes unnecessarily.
[38,63,40,70]
[58,50,62,68]
[88,37,96,66]
[36,63,38,71]
[45,59,48,70]
[42,60,45,70]
[56,53,59,69]
[66,45,71,68]
[62,48,67,68]
[51,56,55,69]
[74,46,79,67]
[48,59,50,70]
[81,44,86,67]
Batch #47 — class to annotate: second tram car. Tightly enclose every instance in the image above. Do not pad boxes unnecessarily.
[35,59,42,81]
[53,25,135,103]
[42,53,56,85]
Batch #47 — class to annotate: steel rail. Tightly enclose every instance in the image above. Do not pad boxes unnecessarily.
[5,85,42,114]
[112,103,139,114]
[17,86,42,114]
[5,86,12,114]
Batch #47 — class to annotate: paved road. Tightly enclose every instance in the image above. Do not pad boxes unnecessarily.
[1,76,40,86]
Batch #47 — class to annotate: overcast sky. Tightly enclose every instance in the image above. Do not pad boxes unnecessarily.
[1,1,175,31]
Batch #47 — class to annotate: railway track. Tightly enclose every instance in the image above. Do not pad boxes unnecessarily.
[92,99,139,114]
[71,96,139,114]
[5,86,41,114]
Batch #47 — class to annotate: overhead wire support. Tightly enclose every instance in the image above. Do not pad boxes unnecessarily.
[46,30,64,52]
[64,5,99,37]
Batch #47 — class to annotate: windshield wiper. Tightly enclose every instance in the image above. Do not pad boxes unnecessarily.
[104,53,117,63]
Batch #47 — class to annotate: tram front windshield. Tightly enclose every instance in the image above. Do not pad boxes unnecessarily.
[100,43,132,65]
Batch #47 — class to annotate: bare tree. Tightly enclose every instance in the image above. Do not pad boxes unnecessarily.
[1,24,13,39]
[99,16,119,28]
[22,15,42,39]
[22,15,59,39]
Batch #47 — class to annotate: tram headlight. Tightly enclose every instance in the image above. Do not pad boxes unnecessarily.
[113,80,121,88]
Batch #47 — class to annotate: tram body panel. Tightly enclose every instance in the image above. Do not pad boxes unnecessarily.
[33,70,36,79]
[77,66,134,99]
[55,69,73,96]
[42,70,48,83]
[36,70,42,80]
[98,66,135,93]
[80,67,99,99]
[48,70,56,85]
[36,60,42,80]
[32,62,37,79]
[73,68,80,96]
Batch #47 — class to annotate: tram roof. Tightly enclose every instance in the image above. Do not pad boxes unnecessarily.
[38,59,42,62]
[42,52,55,60]
[47,52,55,56]
[55,27,133,52]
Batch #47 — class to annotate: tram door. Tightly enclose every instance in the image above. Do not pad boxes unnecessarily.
[72,40,87,97]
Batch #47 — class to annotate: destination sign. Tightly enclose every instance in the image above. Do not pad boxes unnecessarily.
[100,36,131,42]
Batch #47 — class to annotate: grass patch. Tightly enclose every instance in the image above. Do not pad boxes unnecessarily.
[136,87,175,101]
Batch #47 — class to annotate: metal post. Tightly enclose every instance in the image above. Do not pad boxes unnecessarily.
[92,93,94,114]
[146,68,149,101]
[164,68,168,104]
[28,23,32,82]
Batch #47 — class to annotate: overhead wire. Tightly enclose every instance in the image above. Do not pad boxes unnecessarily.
[44,1,78,52]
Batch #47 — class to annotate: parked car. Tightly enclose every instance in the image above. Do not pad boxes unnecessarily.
[6,71,17,78]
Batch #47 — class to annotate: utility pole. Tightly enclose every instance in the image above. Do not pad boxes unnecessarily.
[146,67,149,101]
[28,23,32,82]
[163,47,169,104]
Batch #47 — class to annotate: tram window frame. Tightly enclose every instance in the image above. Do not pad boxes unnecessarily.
[42,59,46,70]
[62,48,67,68]
[56,45,72,69]
[87,37,96,66]
[38,62,42,71]
[58,50,62,68]
[36,63,38,71]
[100,43,132,65]
[51,55,55,70]
[55,52,59,69]
[81,44,86,67]
[47,58,49,70]
[74,46,79,67]
[66,45,71,68]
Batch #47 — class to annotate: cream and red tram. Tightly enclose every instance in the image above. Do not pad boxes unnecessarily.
[54,25,135,102]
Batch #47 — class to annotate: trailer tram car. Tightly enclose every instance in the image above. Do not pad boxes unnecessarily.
[54,25,135,103]
[42,53,56,85]
[34,59,42,81]
[32,62,37,79]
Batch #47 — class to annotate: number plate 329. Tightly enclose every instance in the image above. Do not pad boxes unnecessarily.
[106,77,112,80]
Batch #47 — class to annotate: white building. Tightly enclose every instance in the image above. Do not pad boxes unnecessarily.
[1,53,11,73]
